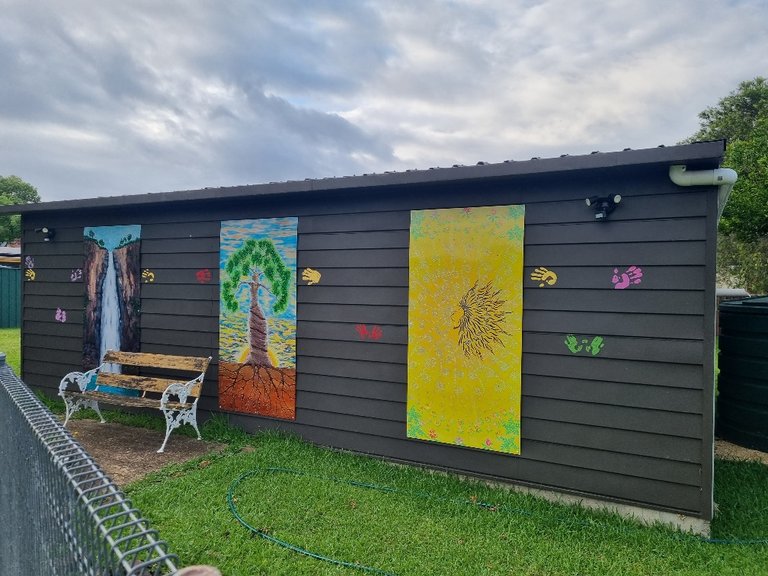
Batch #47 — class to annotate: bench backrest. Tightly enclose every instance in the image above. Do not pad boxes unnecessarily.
[96,351,212,399]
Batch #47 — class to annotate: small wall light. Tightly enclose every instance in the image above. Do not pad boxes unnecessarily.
[585,195,622,221]
[35,227,56,241]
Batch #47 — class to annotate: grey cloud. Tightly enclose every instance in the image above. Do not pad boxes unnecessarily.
[1,0,767,201]
[0,0,397,199]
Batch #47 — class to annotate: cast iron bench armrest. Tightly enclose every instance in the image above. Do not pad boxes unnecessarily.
[58,365,107,425]
[59,365,102,394]
[159,375,204,407]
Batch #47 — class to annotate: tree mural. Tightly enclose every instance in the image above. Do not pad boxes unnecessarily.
[221,238,291,367]
[219,218,297,420]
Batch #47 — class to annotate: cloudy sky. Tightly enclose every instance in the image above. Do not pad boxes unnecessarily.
[1,0,766,202]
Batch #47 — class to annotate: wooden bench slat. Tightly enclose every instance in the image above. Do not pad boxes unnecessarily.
[95,373,195,395]
[103,350,211,372]
[71,391,192,411]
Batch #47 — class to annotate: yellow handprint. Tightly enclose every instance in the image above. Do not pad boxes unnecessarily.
[530,266,557,287]
[25,269,36,281]
[302,268,322,285]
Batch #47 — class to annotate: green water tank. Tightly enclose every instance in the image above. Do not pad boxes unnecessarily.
[718,296,768,451]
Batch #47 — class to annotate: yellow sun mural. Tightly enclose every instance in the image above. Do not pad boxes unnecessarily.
[407,205,525,454]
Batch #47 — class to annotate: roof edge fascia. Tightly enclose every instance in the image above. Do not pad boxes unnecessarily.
[0,140,725,215]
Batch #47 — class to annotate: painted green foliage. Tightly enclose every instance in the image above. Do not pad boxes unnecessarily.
[222,238,291,313]
[85,228,139,250]
[499,417,520,453]
[222,237,291,367]
[407,407,425,438]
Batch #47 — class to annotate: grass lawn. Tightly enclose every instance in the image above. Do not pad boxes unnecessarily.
[0,327,20,373]
[118,417,768,576]
[21,339,766,575]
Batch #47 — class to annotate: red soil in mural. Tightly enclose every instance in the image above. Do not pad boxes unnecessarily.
[218,362,296,419]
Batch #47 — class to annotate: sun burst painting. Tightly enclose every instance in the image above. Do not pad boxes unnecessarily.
[219,218,297,419]
[407,205,525,454]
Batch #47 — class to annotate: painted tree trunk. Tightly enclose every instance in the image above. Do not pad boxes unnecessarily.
[247,279,272,366]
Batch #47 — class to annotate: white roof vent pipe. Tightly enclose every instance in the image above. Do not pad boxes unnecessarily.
[669,165,738,220]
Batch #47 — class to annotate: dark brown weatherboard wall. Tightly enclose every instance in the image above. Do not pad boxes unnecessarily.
[15,142,722,520]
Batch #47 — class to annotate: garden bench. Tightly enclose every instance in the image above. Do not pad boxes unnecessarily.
[59,350,212,453]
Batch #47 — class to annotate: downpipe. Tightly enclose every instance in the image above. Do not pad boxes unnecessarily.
[669,165,737,220]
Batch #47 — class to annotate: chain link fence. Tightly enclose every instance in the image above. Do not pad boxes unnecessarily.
[0,352,179,575]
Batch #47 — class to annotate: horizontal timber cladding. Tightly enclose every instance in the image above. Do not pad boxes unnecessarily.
[17,147,720,520]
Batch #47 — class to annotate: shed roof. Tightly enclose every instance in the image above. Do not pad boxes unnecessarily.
[0,140,726,215]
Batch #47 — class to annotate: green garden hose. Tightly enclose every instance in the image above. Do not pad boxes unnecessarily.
[227,468,398,575]
[227,467,768,575]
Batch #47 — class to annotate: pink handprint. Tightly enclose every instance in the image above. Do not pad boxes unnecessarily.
[612,266,643,290]
[355,324,383,340]
[354,324,369,339]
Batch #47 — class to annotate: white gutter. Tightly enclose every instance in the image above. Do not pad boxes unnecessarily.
[669,165,738,220]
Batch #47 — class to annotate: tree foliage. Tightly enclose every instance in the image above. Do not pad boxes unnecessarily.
[221,238,291,314]
[719,115,768,241]
[717,234,768,294]
[688,77,768,144]
[0,175,41,243]
[686,77,768,293]
[686,77,768,240]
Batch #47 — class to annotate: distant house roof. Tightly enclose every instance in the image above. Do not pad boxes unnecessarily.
[0,245,20,265]
[0,140,726,215]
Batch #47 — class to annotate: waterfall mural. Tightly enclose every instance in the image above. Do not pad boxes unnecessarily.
[83,225,142,373]
[219,218,297,419]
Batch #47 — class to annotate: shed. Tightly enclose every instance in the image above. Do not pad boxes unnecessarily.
[0,140,729,531]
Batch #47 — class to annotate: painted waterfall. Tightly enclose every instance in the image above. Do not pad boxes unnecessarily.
[83,225,141,371]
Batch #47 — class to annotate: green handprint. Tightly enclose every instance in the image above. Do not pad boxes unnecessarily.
[564,334,584,354]
[586,336,605,356]
[564,334,605,355]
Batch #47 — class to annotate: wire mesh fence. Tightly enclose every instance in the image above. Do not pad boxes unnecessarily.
[0,352,179,575]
